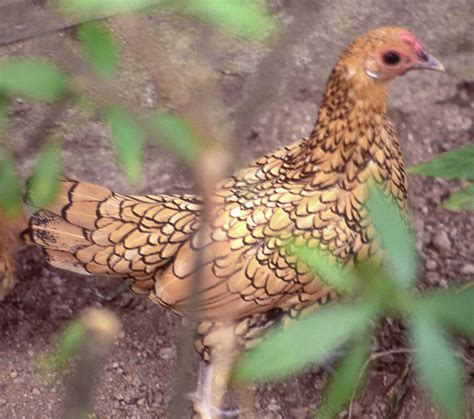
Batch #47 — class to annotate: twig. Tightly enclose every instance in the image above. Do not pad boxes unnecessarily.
[347,346,473,419]
[348,348,414,419]
[62,308,121,419]
[108,14,236,418]
[385,361,412,419]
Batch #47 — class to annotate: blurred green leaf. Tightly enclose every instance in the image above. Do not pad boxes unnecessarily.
[0,59,68,101]
[317,338,369,419]
[412,311,464,419]
[60,0,274,40]
[149,112,199,162]
[419,287,474,337]
[27,141,61,207]
[291,244,358,292]
[106,106,144,183]
[443,183,474,211]
[40,320,86,373]
[177,0,275,40]
[0,152,22,216]
[407,145,474,181]
[0,94,8,132]
[78,22,119,80]
[366,187,416,289]
[234,304,375,383]
[59,0,161,16]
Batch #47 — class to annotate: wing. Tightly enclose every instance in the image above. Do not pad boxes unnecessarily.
[25,179,201,294]
[153,142,380,321]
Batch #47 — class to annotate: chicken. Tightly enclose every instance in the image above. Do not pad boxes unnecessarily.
[23,27,444,417]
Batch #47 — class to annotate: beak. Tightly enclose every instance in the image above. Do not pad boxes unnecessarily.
[413,51,445,72]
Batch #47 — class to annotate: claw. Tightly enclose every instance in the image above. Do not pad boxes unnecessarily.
[188,392,240,418]
[190,357,241,419]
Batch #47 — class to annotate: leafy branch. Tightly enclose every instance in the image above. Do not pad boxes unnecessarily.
[408,145,474,211]
[0,0,276,213]
[235,187,473,419]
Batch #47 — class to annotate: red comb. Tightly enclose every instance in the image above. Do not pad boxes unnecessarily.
[400,31,423,53]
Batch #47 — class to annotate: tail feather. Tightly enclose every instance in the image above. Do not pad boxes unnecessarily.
[27,211,91,251]
[25,179,201,293]
[40,179,112,230]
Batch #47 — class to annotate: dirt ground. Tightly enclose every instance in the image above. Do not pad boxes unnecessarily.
[1,1,473,418]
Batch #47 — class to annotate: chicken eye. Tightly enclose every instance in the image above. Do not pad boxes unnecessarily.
[382,51,401,66]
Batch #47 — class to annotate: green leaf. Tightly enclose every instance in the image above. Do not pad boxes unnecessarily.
[411,311,464,419]
[60,0,275,41]
[0,152,22,216]
[177,0,275,40]
[27,141,61,207]
[78,22,119,80]
[419,287,474,337]
[0,94,8,132]
[408,145,474,181]
[317,338,369,419]
[234,304,374,383]
[291,244,358,292]
[39,320,86,373]
[59,0,161,16]
[0,59,68,101]
[149,113,199,163]
[443,183,474,211]
[106,106,144,183]
[366,187,416,289]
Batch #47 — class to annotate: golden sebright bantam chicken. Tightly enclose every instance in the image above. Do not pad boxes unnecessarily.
[24,27,444,417]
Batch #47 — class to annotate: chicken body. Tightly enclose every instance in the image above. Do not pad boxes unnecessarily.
[24,27,444,416]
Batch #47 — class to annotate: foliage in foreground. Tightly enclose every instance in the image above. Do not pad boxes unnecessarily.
[408,144,474,210]
[0,0,275,213]
[235,188,473,419]
[39,308,121,418]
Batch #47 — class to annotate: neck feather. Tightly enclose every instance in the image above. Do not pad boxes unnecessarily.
[291,65,406,203]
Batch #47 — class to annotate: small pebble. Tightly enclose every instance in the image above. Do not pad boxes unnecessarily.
[10,371,18,379]
[432,231,451,251]
[291,407,309,418]
[426,272,439,284]
[32,388,41,396]
[159,347,175,360]
[350,401,364,416]
[131,377,141,387]
[268,402,280,412]
[51,275,62,286]
[425,260,437,270]
[460,264,474,275]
